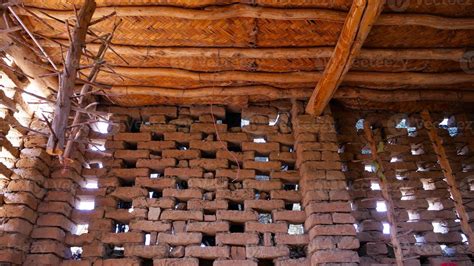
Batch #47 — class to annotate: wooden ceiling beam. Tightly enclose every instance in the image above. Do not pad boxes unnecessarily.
[305,0,385,115]
[16,4,474,29]
[46,0,96,156]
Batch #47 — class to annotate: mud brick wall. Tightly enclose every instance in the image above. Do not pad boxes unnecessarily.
[333,107,474,266]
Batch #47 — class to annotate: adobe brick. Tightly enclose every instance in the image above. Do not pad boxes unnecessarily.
[246,246,290,259]
[162,188,202,201]
[141,124,177,133]
[305,202,352,215]
[216,189,255,203]
[38,201,72,217]
[37,214,75,232]
[170,117,194,126]
[185,246,230,259]
[105,209,135,223]
[245,221,287,233]
[216,169,255,180]
[31,227,66,242]
[243,179,282,192]
[216,150,255,163]
[302,190,329,206]
[309,225,357,239]
[216,233,259,246]
[242,142,279,154]
[311,250,359,263]
[149,114,167,124]
[337,236,360,249]
[105,140,127,149]
[243,160,281,171]
[145,197,176,209]
[190,140,227,152]
[103,258,141,266]
[141,106,178,118]
[164,167,203,179]
[3,218,34,236]
[189,158,228,170]
[154,258,199,266]
[13,168,45,185]
[162,149,201,160]
[0,205,37,223]
[114,150,150,161]
[272,210,306,224]
[0,249,23,265]
[269,151,295,163]
[114,132,151,142]
[329,190,350,201]
[244,199,285,212]
[88,218,114,232]
[218,132,250,143]
[0,233,29,251]
[186,221,229,235]
[204,214,216,222]
[270,190,301,203]
[190,106,225,118]
[332,213,356,224]
[164,132,203,143]
[82,241,106,257]
[65,233,94,247]
[216,210,258,223]
[7,179,46,198]
[2,192,36,210]
[124,245,167,259]
[188,178,228,191]
[16,157,49,176]
[30,240,66,258]
[109,168,150,180]
[136,158,176,171]
[157,232,202,246]
[102,232,143,244]
[43,191,76,206]
[130,220,171,232]
[267,134,294,145]
[160,210,203,221]
[299,180,346,191]
[270,171,300,183]
[110,187,148,201]
[191,123,227,134]
[214,260,258,266]
[187,199,228,211]
[138,141,176,151]
[274,234,309,245]
[24,254,61,266]
[308,236,336,251]
[304,214,333,231]
[136,177,176,190]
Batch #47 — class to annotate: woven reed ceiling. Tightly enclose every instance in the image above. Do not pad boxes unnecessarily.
[11,0,474,107]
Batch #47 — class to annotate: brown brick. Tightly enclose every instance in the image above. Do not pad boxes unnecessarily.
[246,246,290,259]
[216,210,257,223]
[216,233,259,246]
[109,168,150,180]
[185,246,230,259]
[309,225,357,239]
[141,124,177,133]
[161,210,203,221]
[214,260,257,266]
[31,227,66,241]
[216,169,255,180]
[3,192,38,210]
[243,179,282,192]
[24,254,61,266]
[244,200,285,212]
[103,258,141,266]
[138,141,176,151]
[191,123,227,134]
[157,233,202,245]
[245,221,288,233]
[190,140,227,153]
[110,187,148,201]
[305,202,351,215]
[218,133,250,143]
[271,171,300,183]
[190,106,225,118]
[162,149,201,160]
[243,161,281,172]
[136,177,176,190]
[114,150,149,161]
[164,132,202,143]
[129,220,171,232]
[30,240,66,258]
[188,178,228,191]
[275,234,309,245]
[242,142,280,154]
[270,190,301,203]
[189,159,228,170]
[186,221,229,235]
[114,132,151,142]
[311,250,359,263]
[216,189,255,203]
[1,205,37,223]
[102,232,143,244]
[272,210,306,224]
[141,106,178,118]
[124,245,167,259]
[162,188,202,201]
[187,199,228,211]
[37,214,75,232]
[304,214,333,230]
[164,167,203,178]
[154,258,199,266]
[136,158,176,171]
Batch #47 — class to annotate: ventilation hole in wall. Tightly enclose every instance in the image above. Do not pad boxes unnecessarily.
[258,213,272,224]
[255,175,270,181]
[288,224,304,235]
[117,201,133,209]
[255,191,270,200]
[390,157,401,163]
[77,199,95,210]
[284,204,293,210]
[125,141,137,150]
[253,137,266,143]
[145,233,151,245]
[376,201,387,212]
[361,146,371,155]
[142,259,153,266]
[289,245,306,259]
[432,221,449,234]
[461,233,468,243]
[395,172,407,181]
[201,235,216,247]
[353,224,359,233]
[229,223,244,233]
[414,234,426,244]
[85,179,98,189]
[228,143,242,152]
[457,145,468,155]
[130,120,141,132]
[114,223,129,233]
[258,259,273,266]
[75,224,89,236]
[421,178,436,190]
[124,160,137,169]
[470,181,474,191]
[364,164,376,173]
[241,118,250,127]
[70,247,82,260]
[355,119,364,131]
[292,203,301,211]
[269,114,279,126]
[440,245,456,256]
[411,143,424,155]
[255,156,269,162]
[89,142,106,152]
[176,180,188,190]
[427,198,443,211]
[174,200,187,210]
[111,246,125,258]
[283,183,298,191]
[199,259,214,266]
[148,190,162,199]
[228,202,243,211]
[178,144,188,150]
[226,111,242,128]
[370,181,381,190]
[408,210,420,222]
[400,188,416,200]
[382,223,390,234]
[121,179,135,187]
[150,172,161,179]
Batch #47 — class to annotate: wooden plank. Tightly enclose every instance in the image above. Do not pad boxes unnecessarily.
[305,0,385,115]
[46,0,96,155]
[421,110,474,253]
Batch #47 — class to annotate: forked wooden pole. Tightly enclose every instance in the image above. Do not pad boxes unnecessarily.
[421,110,474,253]
[363,121,404,266]
[46,0,96,155]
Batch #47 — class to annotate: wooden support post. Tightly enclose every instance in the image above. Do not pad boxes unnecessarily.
[421,110,474,253]
[363,121,404,266]
[46,0,96,155]
[305,0,385,115]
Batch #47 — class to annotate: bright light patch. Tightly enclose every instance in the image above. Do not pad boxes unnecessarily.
[253,138,266,143]
[288,224,304,235]
[77,200,95,210]
[269,114,279,126]
[75,224,89,235]
[241,119,250,127]
[96,121,109,133]
[85,180,98,189]
[382,223,390,234]
[408,210,420,222]
[90,143,105,151]
[376,201,387,212]
[2,54,14,66]
[370,182,381,190]
[432,221,448,234]
[439,118,449,126]
[461,233,468,243]
[292,203,301,211]
[145,234,151,245]
[365,164,376,172]
[150,173,160,179]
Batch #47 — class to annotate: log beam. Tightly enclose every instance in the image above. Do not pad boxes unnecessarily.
[306,0,385,115]
[46,0,96,155]
[420,110,474,253]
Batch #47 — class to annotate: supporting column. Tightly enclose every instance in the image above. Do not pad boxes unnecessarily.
[421,110,474,253]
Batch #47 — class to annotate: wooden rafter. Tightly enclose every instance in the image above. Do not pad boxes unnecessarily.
[46,0,96,155]
[420,110,474,253]
[363,121,404,266]
[305,0,385,115]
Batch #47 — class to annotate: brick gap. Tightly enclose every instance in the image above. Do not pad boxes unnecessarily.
[288,245,306,259]
[120,179,135,187]
[229,223,244,233]
[125,141,137,150]
[107,245,125,258]
[152,132,164,141]
[114,222,129,233]
[255,191,270,200]
[201,234,216,246]
[174,199,187,210]
[257,259,273,266]
[130,119,141,132]
[199,259,214,266]
[225,110,242,128]
[142,259,153,266]
[176,180,188,189]
[228,201,243,211]
[177,144,189,150]
[257,213,272,224]
[70,246,82,260]
[117,200,132,209]
[148,189,162,199]
[283,183,298,191]
[228,143,242,152]
[123,160,137,169]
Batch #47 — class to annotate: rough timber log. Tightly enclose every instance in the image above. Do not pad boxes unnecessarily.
[306,0,385,115]
[46,0,96,155]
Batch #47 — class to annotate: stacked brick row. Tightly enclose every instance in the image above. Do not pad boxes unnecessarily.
[333,108,474,265]
[292,101,360,265]
[62,101,310,265]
